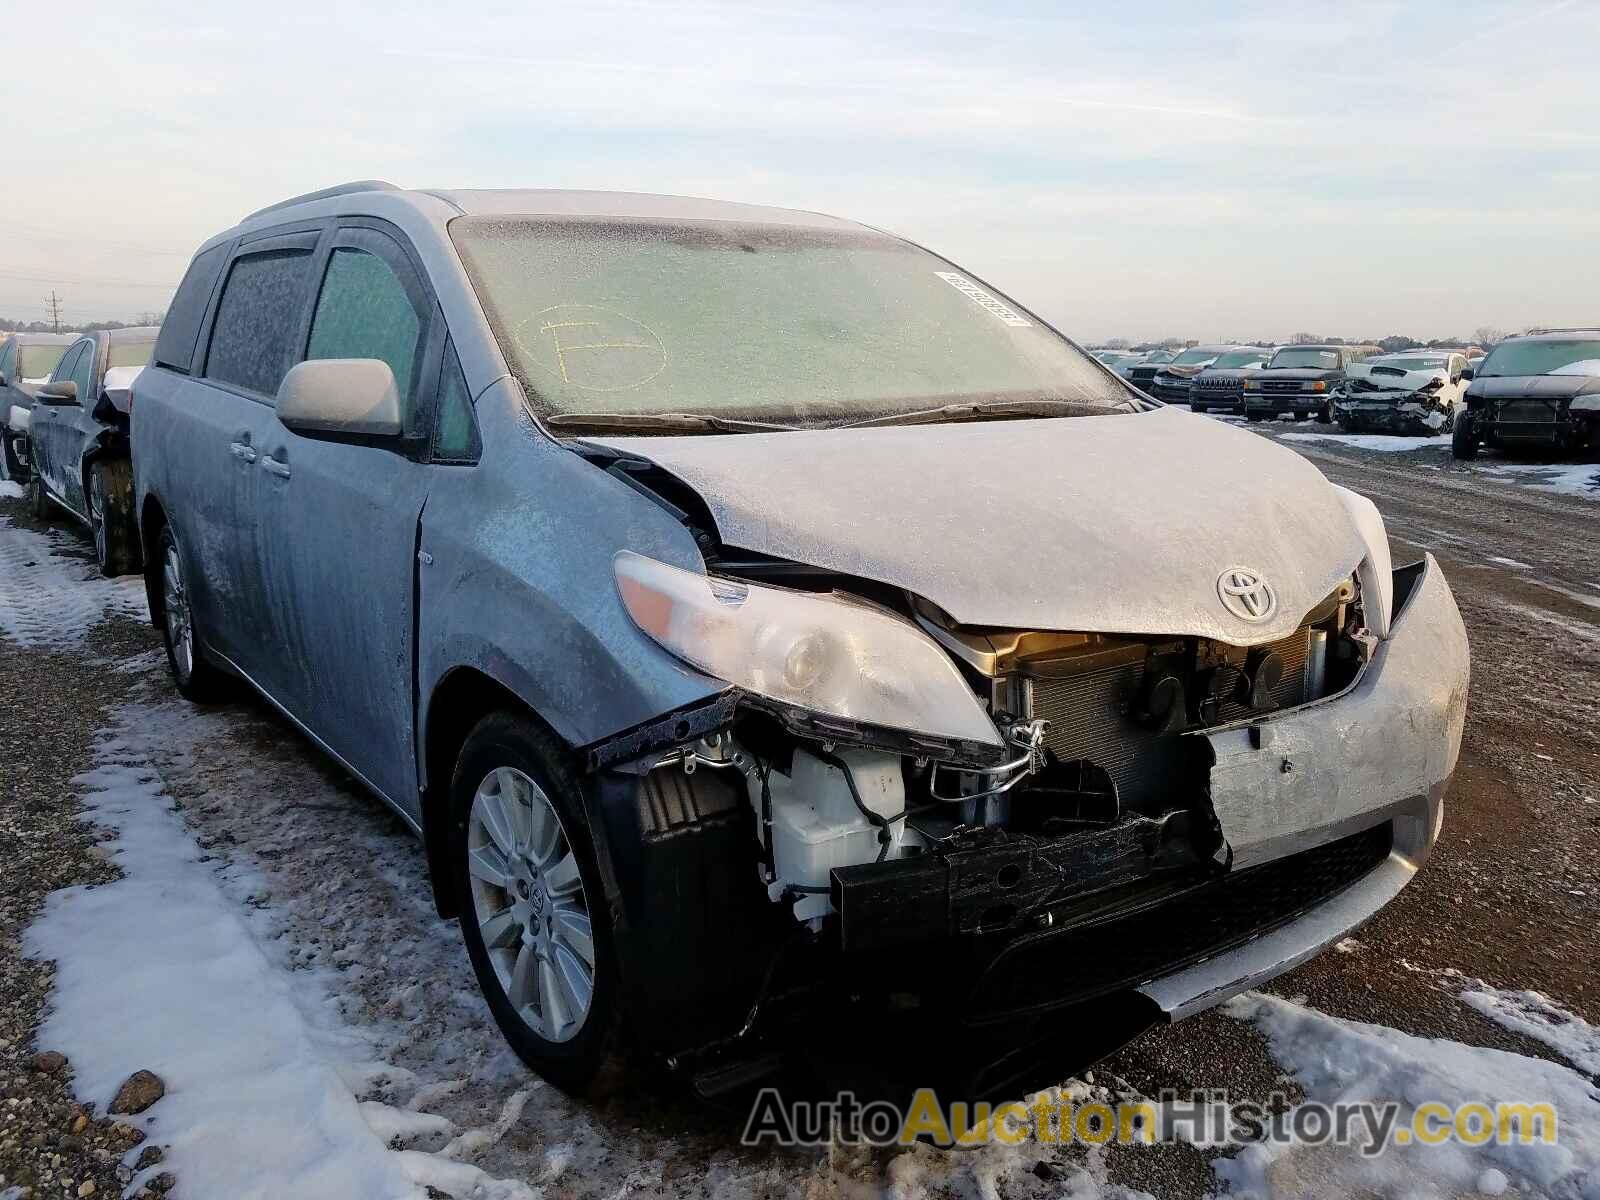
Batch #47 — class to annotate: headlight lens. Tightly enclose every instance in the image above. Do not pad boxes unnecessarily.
[1306,380,1328,392]
[1243,378,1259,390]
[614,551,1003,746]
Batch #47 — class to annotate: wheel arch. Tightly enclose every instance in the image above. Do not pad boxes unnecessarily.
[138,492,170,630]
[420,666,577,918]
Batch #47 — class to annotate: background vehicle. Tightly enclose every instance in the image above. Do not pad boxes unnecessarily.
[0,332,74,481]
[1453,328,1600,459]
[27,327,157,574]
[1147,345,1227,404]
[1335,350,1468,435]
[1243,343,1379,423]
[1118,348,1176,389]
[134,182,1465,1103]
[1188,346,1272,413]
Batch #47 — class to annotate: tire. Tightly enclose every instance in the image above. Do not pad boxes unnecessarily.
[451,711,621,1096]
[88,459,139,577]
[1315,400,1333,424]
[1188,400,1202,412]
[153,523,233,701]
[1451,410,1480,460]
[28,469,50,520]
[1245,410,1265,423]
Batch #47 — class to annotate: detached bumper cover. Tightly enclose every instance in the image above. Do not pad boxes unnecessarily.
[1336,396,1452,433]
[1139,553,1467,1019]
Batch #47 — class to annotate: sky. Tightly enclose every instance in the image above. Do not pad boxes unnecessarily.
[1,0,1597,342]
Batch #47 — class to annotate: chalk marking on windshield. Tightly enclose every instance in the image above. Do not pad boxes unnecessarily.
[934,272,1031,327]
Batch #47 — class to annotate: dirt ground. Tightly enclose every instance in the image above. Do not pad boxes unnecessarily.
[1,426,1596,1199]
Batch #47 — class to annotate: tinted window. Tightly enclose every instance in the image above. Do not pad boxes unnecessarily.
[1479,339,1600,377]
[206,248,314,396]
[306,246,423,419]
[69,341,95,398]
[108,340,156,369]
[433,345,478,461]
[50,343,84,385]
[155,243,228,373]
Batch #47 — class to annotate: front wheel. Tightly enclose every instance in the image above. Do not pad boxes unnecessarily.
[88,459,139,577]
[1315,399,1334,424]
[452,712,621,1096]
[1452,410,1481,460]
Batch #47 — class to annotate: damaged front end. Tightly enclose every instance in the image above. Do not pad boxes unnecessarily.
[1336,373,1457,435]
[577,532,1468,1099]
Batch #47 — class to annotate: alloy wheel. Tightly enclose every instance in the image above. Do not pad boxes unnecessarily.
[467,766,595,1043]
[162,543,194,681]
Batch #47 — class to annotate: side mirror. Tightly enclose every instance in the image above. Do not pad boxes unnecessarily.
[38,380,79,405]
[276,358,403,444]
[1460,366,1475,381]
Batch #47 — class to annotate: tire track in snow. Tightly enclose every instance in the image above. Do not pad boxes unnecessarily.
[0,515,148,647]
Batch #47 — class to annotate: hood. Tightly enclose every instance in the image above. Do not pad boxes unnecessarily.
[1160,363,1211,380]
[1260,367,1341,381]
[585,407,1366,646]
[1469,374,1600,402]
[1350,366,1447,395]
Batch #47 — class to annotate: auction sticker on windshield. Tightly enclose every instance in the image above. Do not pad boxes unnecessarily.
[934,271,1032,327]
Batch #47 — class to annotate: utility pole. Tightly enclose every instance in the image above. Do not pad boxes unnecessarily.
[45,291,64,333]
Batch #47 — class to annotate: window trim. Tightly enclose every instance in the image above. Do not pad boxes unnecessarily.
[430,336,482,465]
[198,227,327,406]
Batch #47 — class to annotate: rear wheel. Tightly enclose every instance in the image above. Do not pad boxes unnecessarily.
[27,469,50,520]
[154,523,232,701]
[1451,409,1480,460]
[88,459,138,577]
[452,712,621,1096]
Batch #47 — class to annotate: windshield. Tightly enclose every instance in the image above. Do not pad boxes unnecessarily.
[1211,350,1263,368]
[1479,339,1600,378]
[1268,348,1340,369]
[451,217,1133,430]
[106,341,155,370]
[1170,348,1216,366]
[19,345,67,379]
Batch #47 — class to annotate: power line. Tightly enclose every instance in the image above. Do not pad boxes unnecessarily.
[46,292,64,334]
[0,269,178,290]
[0,219,193,257]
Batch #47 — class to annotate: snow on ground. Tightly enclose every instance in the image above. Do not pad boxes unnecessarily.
[1217,992,1600,1199]
[1480,462,1600,499]
[1278,431,1451,454]
[0,480,23,500]
[1462,989,1600,1079]
[0,515,147,645]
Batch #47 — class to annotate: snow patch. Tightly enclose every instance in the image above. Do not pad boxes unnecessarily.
[0,479,23,499]
[1488,556,1532,570]
[1461,988,1600,1078]
[1219,991,1600,1199]
[1278,431,1449,453]
[0,516,148,645]
[1480,461,1600,500]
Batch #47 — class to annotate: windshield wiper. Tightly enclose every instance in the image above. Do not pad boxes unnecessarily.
[841,397,1138,429]
[545,411,799,434]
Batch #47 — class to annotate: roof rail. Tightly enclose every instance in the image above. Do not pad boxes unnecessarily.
[1523,326,1600,336]
[241,180,401,224]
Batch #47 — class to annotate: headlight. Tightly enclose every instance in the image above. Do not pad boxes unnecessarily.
[614,551,1003,747]
[1243,378,1259,390]
[1306,380,1328,392]
[1418,378,1444,391]
[1333,487,1393,638]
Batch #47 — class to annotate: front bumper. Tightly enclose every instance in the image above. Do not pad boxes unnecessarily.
[1151,380,1194,403]
[1245,392,1327,415]
[1138,553,1467,1019]
[1335,395,1451,434]
[1191,388,1243,410]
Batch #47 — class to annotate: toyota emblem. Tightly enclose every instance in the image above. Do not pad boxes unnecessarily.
[1217,566,1277,623]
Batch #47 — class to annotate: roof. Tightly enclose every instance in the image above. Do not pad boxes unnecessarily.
[240,180,865,234]
[2,331,76,346]
[103,325,159,344]
[1509,328,1600,341]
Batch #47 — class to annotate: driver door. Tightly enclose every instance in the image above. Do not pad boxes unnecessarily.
[32,339,92,514]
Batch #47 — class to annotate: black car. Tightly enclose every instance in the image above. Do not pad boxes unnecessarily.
[1453,329,1600,460]
[26,326,158,574]
[1147,345,1236,404]
[0,332,75,481]
[1242,344,1379,423]
[1187,347,1272,413]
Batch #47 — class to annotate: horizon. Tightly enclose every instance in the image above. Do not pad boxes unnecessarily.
[2,0,1596,341]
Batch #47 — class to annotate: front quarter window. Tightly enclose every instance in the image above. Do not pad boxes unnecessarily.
[449,216,1135,431]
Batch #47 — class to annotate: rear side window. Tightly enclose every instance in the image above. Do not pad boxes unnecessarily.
[306,246,423,421]
[206,248,314,397]
[50,343,84,385]
[68,341,94,398]
[154,243,228,374]
[0,341,14,380]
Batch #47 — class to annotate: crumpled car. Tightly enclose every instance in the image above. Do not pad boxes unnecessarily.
[0,332,75,482]
[132,182,1470,1101]
[1335,350,1470,435]
[1454,329,1600,459]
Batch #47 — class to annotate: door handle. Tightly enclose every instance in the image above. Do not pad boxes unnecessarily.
[229,441,257,463]
[261,456,291,479]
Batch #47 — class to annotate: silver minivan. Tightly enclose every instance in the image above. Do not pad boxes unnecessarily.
[133,182,1468,1099]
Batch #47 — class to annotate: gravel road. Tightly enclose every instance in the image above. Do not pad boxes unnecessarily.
[1,427,1596,1199]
